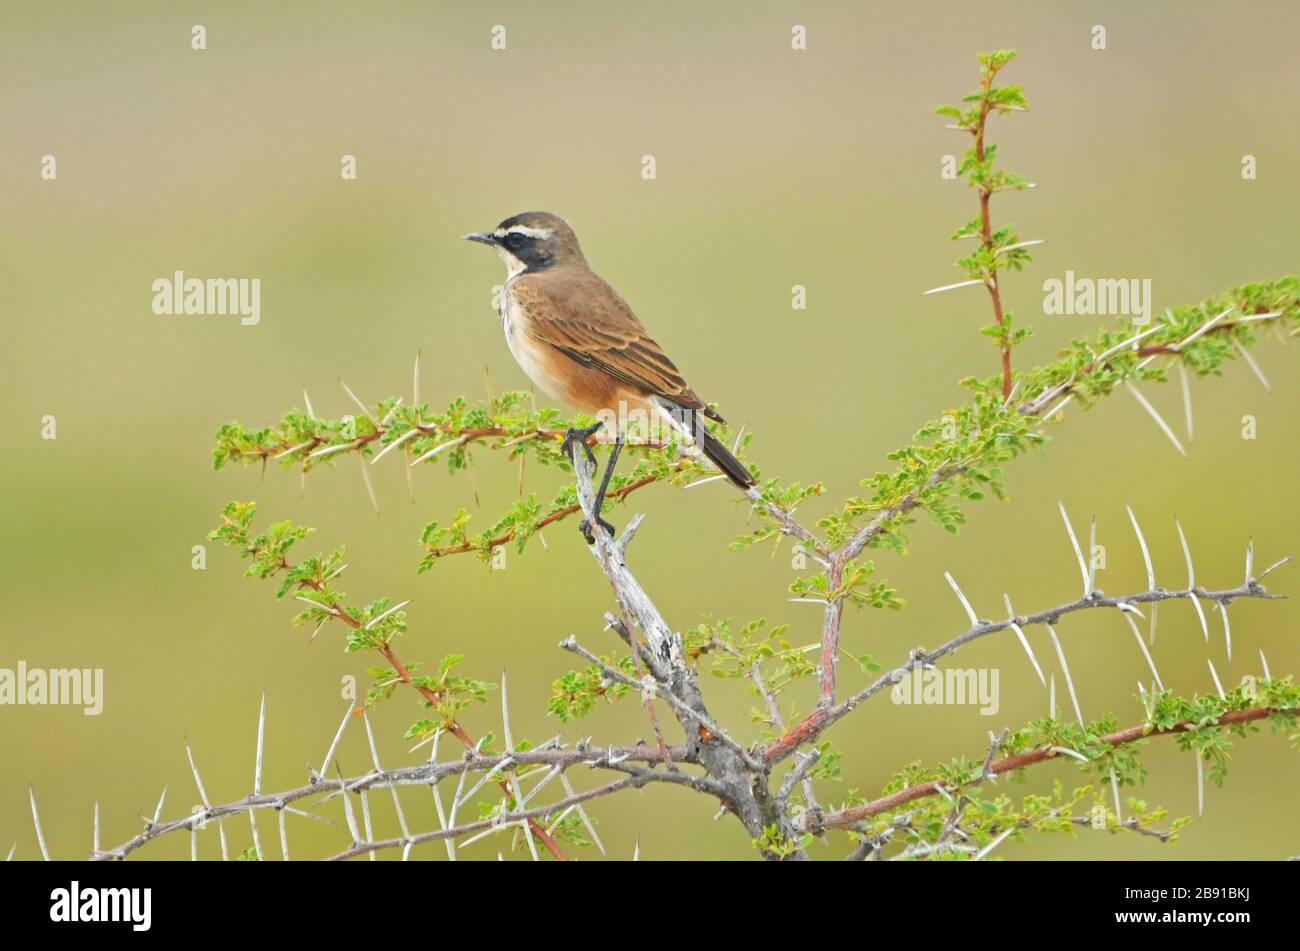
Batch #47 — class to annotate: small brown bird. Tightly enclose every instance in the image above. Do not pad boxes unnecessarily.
[464,211,754,541]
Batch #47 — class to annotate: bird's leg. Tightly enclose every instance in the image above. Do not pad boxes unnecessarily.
[561,421,614,544]
[582,435,623,543]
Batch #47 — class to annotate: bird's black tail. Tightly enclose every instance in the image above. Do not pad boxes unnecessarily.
[700,428,755,489]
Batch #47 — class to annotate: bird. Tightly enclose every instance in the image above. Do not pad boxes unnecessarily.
[463,211,755,542]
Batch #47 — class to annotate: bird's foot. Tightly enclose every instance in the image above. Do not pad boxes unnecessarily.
[579,514,617,546]
[561,422,602,469]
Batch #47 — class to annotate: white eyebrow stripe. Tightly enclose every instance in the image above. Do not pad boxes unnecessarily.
[495,225,554,239]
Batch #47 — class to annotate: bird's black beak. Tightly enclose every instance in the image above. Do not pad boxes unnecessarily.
[462,231,498,246]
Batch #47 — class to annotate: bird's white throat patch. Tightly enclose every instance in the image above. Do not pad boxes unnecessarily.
[493,245,528,279]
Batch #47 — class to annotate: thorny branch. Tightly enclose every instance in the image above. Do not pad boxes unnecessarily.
[91,740,693,861]
[807,706,1287,832]
[764,576,1285,764]
[237,540,572,858]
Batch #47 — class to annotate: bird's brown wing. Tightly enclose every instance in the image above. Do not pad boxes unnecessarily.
[511,267,723,419]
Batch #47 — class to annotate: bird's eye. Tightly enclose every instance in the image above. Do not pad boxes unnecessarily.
[504,232,526,249]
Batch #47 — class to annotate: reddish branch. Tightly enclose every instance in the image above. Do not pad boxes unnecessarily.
[972,65,1014,399]
[258,550,568,859]
[246,425,573,465]
[424,475,661,560]
[806,706,1285,832]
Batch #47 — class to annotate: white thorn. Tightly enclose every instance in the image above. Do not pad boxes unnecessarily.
[997,239,1046,254]
[381,396,404,426]
[1126,505,1156,591]
[307,440,361,460]
[254,694,267,795]
[922,278,985,296]
[1003,594,1045,687]
[302,388,316,418]
[427,731,455,862]
[1086,516,1098,593]
[1206,658,1226,698]
[1094,324,1162,363]
[248,806,263,861]
[271,440,313,461]
[560,773,606,856]
[363,599,411,630]
[521,818,541,862]
[684,474,727,490]
[1259,649,1271,681]
[501,671,514,753]
[1258,555,1294,580]
[185,738,211,808]
[1057,501,1090,596]
[1233,339,1271,392]
[974,825,1017,861]
[28,787,50,861]
[1170,306,1234,352]
[1125,381,1187,458]
[361,711,383,773]
[278,806,289,861]
[338,773,361,843]
[370,426,420,465]
[1122,613,1164,690]
[359,456,379,513]
[1138,682,1155,720]
[319,702,353,778]
[1043,393,1074,418]
[1214,602,1232,662]
[410,434,469,467]
[339,378,372,418]
[1046,626,1085,727]
[1010,621,1046,687]
[943,572,979,626]
[1177,362,1194,441]
[1189,595,1210,643]
[359,790,375,862]
[1174,518,1196,588]
[1175,520,1210,642]
[1050,746,1089,763]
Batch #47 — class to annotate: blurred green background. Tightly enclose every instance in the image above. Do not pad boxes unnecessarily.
[2,1,1297,860]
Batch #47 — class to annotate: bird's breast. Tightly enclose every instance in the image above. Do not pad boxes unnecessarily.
[501,285,564,402]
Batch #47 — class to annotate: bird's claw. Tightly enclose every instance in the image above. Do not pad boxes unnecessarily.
[579,516,616,546]
[561,423,602,469]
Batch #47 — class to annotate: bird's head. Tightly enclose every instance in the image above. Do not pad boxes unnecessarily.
[463,211,585,278]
